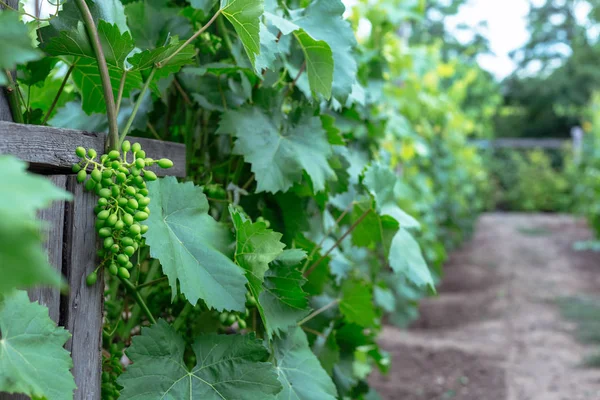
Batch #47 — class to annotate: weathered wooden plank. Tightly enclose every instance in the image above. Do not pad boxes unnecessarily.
[0,121,186,177]
[60,177,103,400]
[27,175,67,322]
[471,138,568,149]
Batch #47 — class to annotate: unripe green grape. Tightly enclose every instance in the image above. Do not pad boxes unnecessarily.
[226,314,237,326]
[109,263,118,276]
[108,150,120,160]
[121,237,134,247]
[244,308,250,317]
[132,241,139,250]
[104,237,114,249]
[98,198,108,206]
[88,148,97,159]
[118,197,128,207]
[86,272,98,286]
[136,150,146,159]
[117,254,129,265]
[144,158,154,164]
[118,166,129,175]
[219,312,229,324]
[143,207,150,214]
[133,176,144,186]
[111,161,120,169]
[72,164,82,173]
[93,205,103,215]
[139,189,149,196]
[134,211,148,221]
[157,158,173,169]
[114,220,125,230]
[101,178,113,187]
[118,267,130,279]
[132,142,141,153]
[99,188,111,199]
[77,169,87,183]
[144,170,157,181]
[110,244,119,253]
[138,197,151,207]
[116,172,127,183]
[125,261,133,269]
[106,214,118,226]
[135,158,145,169]
[102,169,112,179]
[111,186,120,197]
[123,246,135,257]
[238,319,247,329]
[125,186,136,196]
[128,198,139,209]
[129,224,141,235]
[76,147,86,157]
[130,166,141,177]
[95,219,105,231]
[123,213,134,226]
[246,295,257,307]
[124,206,135,215]
[98,210,110,220]
[140,225,149,234]
[99,227,112,238]
[122,140,131,153]
[97,249,106,258]
[85,179,97,191]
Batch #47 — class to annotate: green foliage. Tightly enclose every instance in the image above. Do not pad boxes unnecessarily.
[0,290,76,400]
[118,319,282,399]
[0,11,41,85]
[0,156,71,294]
[1,0,496,398]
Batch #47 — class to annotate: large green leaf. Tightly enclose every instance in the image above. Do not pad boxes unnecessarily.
[0,11,41,85]
[0,156,71,294]
[125,0,192,50]
[144,177,247,311]
[118,319,282,399]
[389,227,434,290]
[0,290,75,399]
[273,326,338,400]
[339,280,377,328]
[217,107,335,193]
[127,37,196,78]
[220,0,264,67]
[363,163,420,229]
[292,0,357,99]
[231,208,309,337]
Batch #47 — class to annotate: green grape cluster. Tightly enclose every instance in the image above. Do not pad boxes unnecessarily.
[72,141,173,284]
[101,344,123,400]
[215,292,257,330]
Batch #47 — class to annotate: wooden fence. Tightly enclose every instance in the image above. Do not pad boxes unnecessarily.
[0,92,186,398]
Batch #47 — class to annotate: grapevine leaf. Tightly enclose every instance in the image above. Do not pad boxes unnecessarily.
[312,325,340,375]
[273,326,338,400]
[363,163,420,229]
[220,0,264,67]
[0,156,71,294]
[275,249,307,265]
[125,0,193,50]
[0,11,42,84]
[294,30,334,99]
[340,280,377,328]
[259,262,311,338]
[292,0,357,99]
[0,290,75,400]
[255,24,279,73]
[217,107,335,193]
[128,37,196,74]
[71,59,143,114]
[44,21,134,68]
[374,286,396,313]
[230,207,309,337]
[389,228,434,290]
[144,177,247,311]
[118,319,282,399]
[265,12,333,99]
[91,0,130,34]
[190,0,218,13]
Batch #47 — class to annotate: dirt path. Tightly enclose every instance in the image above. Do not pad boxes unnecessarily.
[370,213,600,400]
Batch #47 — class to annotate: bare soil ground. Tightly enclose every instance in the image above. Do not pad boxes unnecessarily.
[370,213,600,400]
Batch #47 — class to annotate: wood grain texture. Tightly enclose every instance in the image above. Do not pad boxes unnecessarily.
[28,175,67,323]
[60,177,103,400]
[0,121,186,177]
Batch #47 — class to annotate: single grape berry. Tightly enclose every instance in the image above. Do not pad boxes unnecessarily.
[118,267,130,279]
[76,147,86,157]
[157,158,174,169]
[77,169,87,183]
[108,150,120,160]
[144,170,157,181]
[86,272,98,286]
[122,140,131,153]
[132,142,141,153]
[88,148,97,159]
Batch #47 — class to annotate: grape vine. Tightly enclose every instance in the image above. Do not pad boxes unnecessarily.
[0,0,498,399]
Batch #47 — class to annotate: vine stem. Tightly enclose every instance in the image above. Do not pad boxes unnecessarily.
[157,10,221,68]
[115,70,128,116]
[283,62,306,96]
[74,0,118,151]
[42,59,78,124]
[119,276,157,325]
[3,69,23,123]
[297,299,340,326]
[119,68,155,144]
[304,208,371,277]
